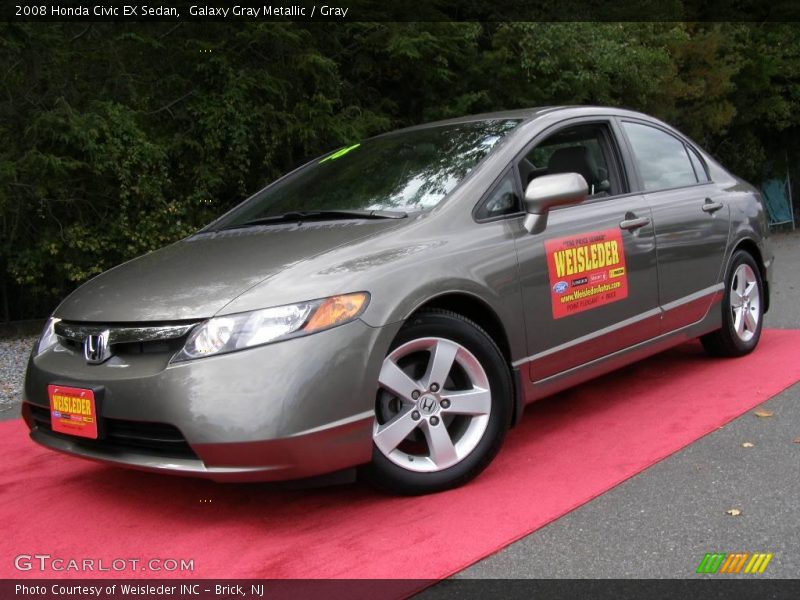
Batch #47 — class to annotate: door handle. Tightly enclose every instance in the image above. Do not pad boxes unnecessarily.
[619,216,651,231]
[702,198,724,213]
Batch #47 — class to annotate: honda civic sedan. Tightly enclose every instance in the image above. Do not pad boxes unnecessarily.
[23,106,773,494]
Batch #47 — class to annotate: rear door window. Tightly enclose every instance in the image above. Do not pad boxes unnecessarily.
[622,121,698,191]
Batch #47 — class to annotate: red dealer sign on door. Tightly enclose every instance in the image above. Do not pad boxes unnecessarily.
[545,228,629,319]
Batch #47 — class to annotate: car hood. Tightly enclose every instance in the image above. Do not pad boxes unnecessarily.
[55,220,402,322]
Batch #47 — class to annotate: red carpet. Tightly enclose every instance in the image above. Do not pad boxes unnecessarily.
[2,329,800,581]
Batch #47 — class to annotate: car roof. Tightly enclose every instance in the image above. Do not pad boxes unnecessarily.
[377,106,659,136]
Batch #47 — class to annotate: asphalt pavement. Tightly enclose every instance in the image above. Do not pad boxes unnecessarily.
[446,229,800,580]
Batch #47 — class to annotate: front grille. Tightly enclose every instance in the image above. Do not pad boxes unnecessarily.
[58,337,185,355]
[112,338,186,356]
[28,404,198,459]
[55,321,196,356]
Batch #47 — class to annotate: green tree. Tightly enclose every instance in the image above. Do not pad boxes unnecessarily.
[2,21,799,320]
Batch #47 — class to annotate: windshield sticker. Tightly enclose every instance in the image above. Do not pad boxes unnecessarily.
[545,228,628,319]
[319,143,361,163]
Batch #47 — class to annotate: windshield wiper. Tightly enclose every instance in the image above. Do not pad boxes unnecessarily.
[217,209,407,231]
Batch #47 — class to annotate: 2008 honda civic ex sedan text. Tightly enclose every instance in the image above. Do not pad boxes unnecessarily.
[23,106,773,494]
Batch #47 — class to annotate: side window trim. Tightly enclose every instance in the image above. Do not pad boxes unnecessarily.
[611,116,643,191]
[594,125,629,197]
[685,143,710,183]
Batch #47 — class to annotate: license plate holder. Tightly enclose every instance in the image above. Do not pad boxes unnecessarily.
[48,384,99,439]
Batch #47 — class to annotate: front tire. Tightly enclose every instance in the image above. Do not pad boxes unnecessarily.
[701,250,764,357]
[363,309,512,495]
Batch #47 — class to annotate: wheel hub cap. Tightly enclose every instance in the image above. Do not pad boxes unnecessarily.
[418,394,439,415]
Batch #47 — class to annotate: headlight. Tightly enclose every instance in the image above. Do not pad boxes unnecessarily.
[172,292,369,362]
[34,317,61,356]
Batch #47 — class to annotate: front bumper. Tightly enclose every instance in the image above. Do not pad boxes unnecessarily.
[22,319,401,482]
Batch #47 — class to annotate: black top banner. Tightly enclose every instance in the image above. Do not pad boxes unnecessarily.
[4,0,800,22]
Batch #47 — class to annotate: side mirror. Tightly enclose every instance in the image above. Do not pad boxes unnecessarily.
[523,172,589,234]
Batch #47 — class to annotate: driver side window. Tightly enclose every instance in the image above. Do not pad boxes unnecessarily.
[518,124,622,198]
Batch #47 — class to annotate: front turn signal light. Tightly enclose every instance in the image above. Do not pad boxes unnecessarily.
[303,292,369,333]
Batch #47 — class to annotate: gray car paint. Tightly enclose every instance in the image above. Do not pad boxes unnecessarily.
[22,106,773,481]
[55,219,406,322]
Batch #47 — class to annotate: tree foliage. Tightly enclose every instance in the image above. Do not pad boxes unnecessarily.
[1,22,799,319]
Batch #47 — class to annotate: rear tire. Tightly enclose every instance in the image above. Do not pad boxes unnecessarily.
[363,309,512,495]
[701,250,764,357]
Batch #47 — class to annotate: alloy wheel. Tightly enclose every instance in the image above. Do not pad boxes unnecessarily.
[730,263,760,343]
[373,337,492,473]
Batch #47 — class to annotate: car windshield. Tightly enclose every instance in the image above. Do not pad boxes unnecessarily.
[210,118,521,230]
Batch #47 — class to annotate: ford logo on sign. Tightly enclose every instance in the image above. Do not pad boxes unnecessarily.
[553,281,569,294]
